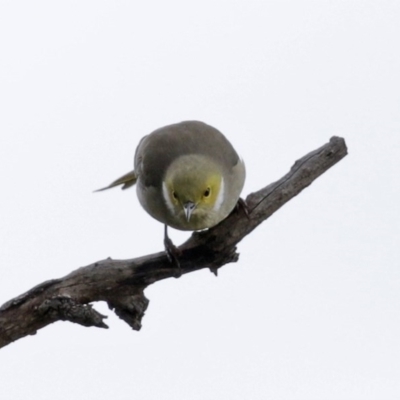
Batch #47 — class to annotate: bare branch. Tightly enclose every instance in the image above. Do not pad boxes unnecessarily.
[0,137,347,349]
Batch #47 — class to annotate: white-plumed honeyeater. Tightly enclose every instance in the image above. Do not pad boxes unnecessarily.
[97,120,246,267]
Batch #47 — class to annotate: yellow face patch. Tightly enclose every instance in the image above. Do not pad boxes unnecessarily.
[167,172,221,207]
[198,173,222,208]
[162,155,224,225]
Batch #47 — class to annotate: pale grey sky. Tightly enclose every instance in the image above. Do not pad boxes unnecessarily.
[1,1,399,399]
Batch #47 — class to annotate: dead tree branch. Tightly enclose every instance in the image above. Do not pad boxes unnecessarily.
[0,137,347,349]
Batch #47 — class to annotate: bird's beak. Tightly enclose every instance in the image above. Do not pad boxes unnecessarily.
[183,202,196,221]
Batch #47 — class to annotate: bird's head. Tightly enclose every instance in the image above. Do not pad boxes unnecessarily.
[162,155,225,230]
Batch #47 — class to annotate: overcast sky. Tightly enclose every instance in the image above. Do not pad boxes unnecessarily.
[1,1,399,399]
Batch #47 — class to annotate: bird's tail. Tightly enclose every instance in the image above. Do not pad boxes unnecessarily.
[94,170,137,192]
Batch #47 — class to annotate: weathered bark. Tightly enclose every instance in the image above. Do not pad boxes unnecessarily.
[0,137,348,349]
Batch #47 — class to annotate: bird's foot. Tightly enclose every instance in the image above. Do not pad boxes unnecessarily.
[164,226,182,278]
[236,197,250,219]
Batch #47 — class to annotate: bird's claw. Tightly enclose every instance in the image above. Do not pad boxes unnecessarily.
[164,226,182,278]
[236,197,250,219]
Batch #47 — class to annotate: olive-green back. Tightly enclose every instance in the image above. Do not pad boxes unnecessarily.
[135,121,240,188]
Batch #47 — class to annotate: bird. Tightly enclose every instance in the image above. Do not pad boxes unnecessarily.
[96,120,246,272]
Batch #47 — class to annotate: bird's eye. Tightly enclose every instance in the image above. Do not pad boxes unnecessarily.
[203,187,211,197]
[172,191,178,200]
